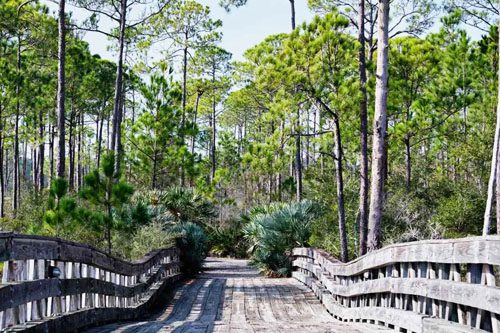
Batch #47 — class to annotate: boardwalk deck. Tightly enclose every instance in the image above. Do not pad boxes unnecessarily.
[85,258,391,333]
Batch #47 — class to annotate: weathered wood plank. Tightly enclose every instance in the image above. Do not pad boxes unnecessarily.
[293,236,500,277]
[0,232,179,276]
[83,258,377,333]
[292,238,500,333]
[0,262,180,312]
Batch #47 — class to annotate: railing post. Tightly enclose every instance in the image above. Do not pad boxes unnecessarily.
[1,261,15,328]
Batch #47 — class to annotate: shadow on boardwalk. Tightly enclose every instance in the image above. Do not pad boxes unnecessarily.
[122,278,227,333]
[86,258,245,333]
[86,258,375,333]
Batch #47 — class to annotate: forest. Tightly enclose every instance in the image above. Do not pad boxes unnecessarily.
[1,0,500,276]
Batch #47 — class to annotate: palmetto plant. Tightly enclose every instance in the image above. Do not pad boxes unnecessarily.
[171,222,209,276]
[244,200,319,277]
[207,218,248,258]
[159,187,217,224]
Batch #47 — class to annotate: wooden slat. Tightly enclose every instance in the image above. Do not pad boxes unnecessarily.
[292,237,500,333]
[0,232,179,276]
[293,236,500,277]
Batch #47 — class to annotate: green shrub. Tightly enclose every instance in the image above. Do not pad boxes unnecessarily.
[126,222,176,259]
[431,186,484,237]
[171,222,209,276]
[207,218,248,258]
[244,200,319,277]
[160,187,217,224]
[382,180,482,243]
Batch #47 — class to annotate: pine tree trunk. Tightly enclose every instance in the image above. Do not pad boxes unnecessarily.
[12,34,21,217]
[32,148,36,185]
[22,141,28,181]
[295,108,302,201]
[107,112,111,150]
[367,0,389,251]
[179,43,189,187]
[98,114,104,169]
[289,0,302,202]
[405,135,411,191]
[210,83,216,183]
[50,123,55,181]
[152,151,158,190]
[33,114,38,187]
[37,109,44,191]
[305,110,310,167]
[111,0,127,178]
[333,116,348,262]
[496,144,500,234]
[56,0,66,179]
[4,149,9,195]
[484,7,500,235]
[77,112,83,190]
[0,103,4,218]
[191,92,201,156]
[357,0,369,256]
[68,112,75,190]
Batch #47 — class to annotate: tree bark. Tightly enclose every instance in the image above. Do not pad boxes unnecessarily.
[111,0,127,178]
[32,147,36,184]
[22,141,28,181]
[289,0,301,201]
[4,149,9,196]
[12,33,21,217]
[367,0,389,251]
[305,110,310,167]
[77,112,83,190]
[295,107,302,201]
[49,123,55,182]
[484,6,500,235]
[33,114,38,186]
[210,68,217,183]
[56,0,66,180]
[332,116,348,262]
[182,44,188,130]
[69,109,75,190]
[191,91,202,156]
[0,104,4,218]
[405,135,411,191]
[357,0,369,256]
[180,42,188,187]
[496,144,500,234]
[97,113,104,169]
[37,109,44,191]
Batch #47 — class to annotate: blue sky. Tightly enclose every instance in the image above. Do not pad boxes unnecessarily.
[53,0,485,64]
[60,0,315,62]
[198,0,314,60]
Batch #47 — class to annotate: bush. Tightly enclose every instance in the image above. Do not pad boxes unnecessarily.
[382,180,482,243]
[113,222,176,260]
[431,185,484,238]
[171,222,209,276]
[160,187,217,224]
[207,218,248,258]
[244,200,319,277]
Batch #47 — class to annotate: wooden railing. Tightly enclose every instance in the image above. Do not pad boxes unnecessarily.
[293,236,500,333]
[0,232,182,332]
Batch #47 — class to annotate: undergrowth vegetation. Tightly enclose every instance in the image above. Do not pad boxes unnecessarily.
[244,200,319,277]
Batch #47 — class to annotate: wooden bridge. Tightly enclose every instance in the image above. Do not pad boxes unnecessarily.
[1,233,500,333]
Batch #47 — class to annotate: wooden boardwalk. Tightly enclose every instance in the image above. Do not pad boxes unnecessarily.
[86,258,391,333]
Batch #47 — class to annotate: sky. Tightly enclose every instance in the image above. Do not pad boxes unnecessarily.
[51,0,486,64]
[58,0,315,62]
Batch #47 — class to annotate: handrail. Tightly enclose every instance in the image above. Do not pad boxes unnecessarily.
[0,232,182,332]
[292,236,500,333]
[0,232,174,275]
